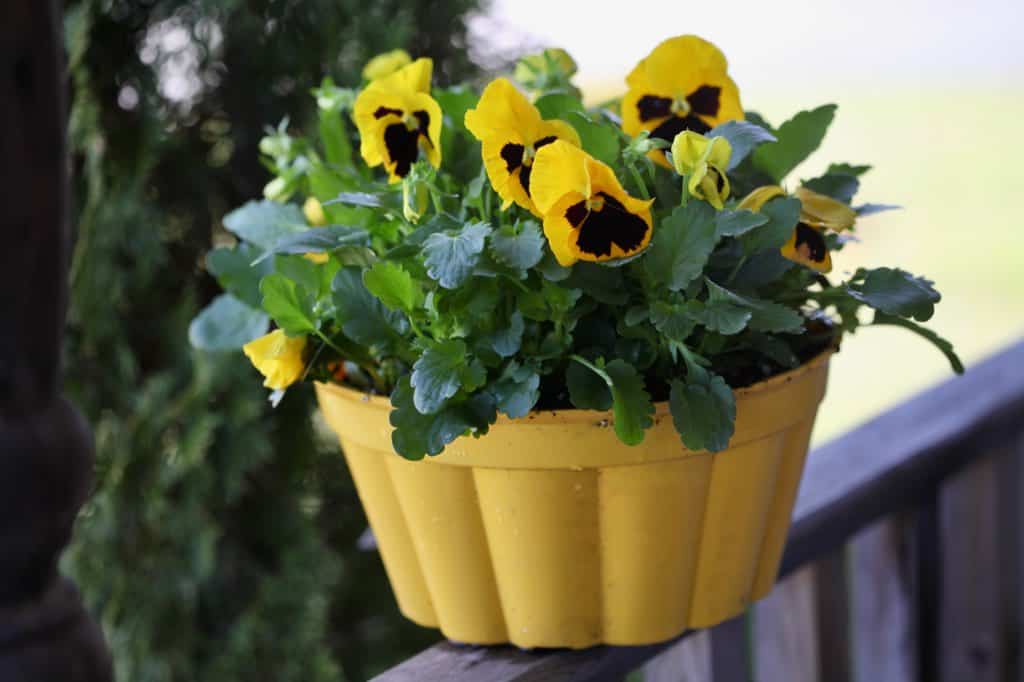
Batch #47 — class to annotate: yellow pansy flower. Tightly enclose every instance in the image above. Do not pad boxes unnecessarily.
[362,49,412,82]
[738,186,856,273]
[531,140,653,266]
[242,329,308,390]
[302,197,329,264]
[670,131,732,209]
[622,35,743,168]
[353,58,442,183]
[464,78,581,216]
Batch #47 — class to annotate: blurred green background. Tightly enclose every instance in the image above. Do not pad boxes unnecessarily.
[62,1,1023,680]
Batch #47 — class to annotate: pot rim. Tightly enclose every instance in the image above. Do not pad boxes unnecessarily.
[316,344,838,423]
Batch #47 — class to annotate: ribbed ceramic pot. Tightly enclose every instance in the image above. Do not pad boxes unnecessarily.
[315,348,832,648]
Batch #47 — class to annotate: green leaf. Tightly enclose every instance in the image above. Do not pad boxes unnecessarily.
[206,243,272,308]
[318,107,352,166]
[422,222,492,289]
[704,279,804,333]
[390,377,497,459]
[568,358,653,444]
[434,86,479,134]
[708,120,776,171]
[828,163,871,177]
[649,301,698,343]
[569,111,620,165]
[324,191,383,208]
[533,92,585,120]
[485,311,525,358]
[669,368,736,453]
[871,312,964,374]
[489,363,540,419]
[605,360,655,446]
[565,262,628,305]
[363,261,423,313]
[331,267,409,348]
[752,104,837,182]
[259,273,318,335]
[802,173,859,204]
[536,251,572,281]
[253,225,370,263]
[274,254,323,298]
[714,209,769,239]
[567,360,613,410]
[730,250,795,289]
[223,200,307,249]
[489,222,546,271]
[188,294,269,351]
[856,203,902,217]
[845,267,941,322]
[410,340,470,414]
[644,201,718,291]
[739,196,801,255]
[689,294,750,335]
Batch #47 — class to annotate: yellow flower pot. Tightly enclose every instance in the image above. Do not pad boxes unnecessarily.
[315,349,833,648]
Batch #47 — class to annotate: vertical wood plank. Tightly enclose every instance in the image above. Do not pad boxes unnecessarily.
[915,491,942,682]
[711,615,751,682]
[643,632,711,682]
[996,438,1024,682]
[814,552,851,682]
[848,515,917,682]
[939,458,1002,682]
[752,566,818,682]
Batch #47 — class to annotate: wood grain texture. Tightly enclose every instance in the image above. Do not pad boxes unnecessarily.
[753,567,818,682]
[643,631,710,682]
[848,516,916,682]
[939,458,1003,682]
[374,341,1024,681]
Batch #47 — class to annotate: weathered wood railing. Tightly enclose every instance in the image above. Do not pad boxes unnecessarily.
[373,338,1024,682]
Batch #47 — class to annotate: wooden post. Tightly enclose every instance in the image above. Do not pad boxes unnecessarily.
[0,1,112,679]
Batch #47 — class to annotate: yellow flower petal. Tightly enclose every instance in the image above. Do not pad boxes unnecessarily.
[737,185,786,212]
[622,35,743,167]
[531,140,592,216]
[794,186,856,232]
[465,79,581,215]
[780,223,833,273]
[532,142,653,263]
[242,330,308,390]
[353,69,442,182]
[541,192,586,267]
[371,57,432,94]
[362,49,413,82]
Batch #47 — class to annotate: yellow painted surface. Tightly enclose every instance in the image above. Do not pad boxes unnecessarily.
[315,350,832,647]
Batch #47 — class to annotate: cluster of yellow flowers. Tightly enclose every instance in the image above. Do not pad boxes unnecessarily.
[244,36,858,391]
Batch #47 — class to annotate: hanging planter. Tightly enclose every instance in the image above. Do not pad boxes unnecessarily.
[316,348,831,647]
[189,35,962,650]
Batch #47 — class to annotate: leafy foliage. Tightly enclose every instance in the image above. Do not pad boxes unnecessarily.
[63,0,486,679]
[189,27,960,468]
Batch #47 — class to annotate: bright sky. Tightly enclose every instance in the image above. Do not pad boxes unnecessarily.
[476,0,1024,94]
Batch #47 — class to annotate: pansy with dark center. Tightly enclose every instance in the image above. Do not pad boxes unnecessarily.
[465,78,580,216]
[530,140,653,266]
[353,58,442,183]
[622,35,744,168]
[738,185,857,273]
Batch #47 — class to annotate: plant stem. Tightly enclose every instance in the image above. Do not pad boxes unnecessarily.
[627,163,650,200]
[725,255,748,284]
[569,354,612,387]
[679,175,690,207]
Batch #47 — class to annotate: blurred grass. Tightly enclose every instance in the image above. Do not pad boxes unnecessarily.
[587,83,1024,442]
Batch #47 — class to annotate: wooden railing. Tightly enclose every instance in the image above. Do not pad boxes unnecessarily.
[373,338,1024,682]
